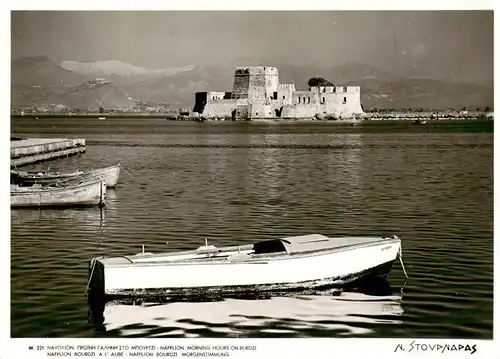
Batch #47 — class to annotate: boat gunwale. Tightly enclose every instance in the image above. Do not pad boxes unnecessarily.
[10,178,105,193]
[11,171,84,179]
[11,164,119,180]
[98,237,400,268]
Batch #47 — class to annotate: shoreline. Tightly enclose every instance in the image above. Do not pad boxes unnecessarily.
[10,112,494,122]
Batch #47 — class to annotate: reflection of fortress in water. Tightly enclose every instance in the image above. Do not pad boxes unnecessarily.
[193,66,364,120]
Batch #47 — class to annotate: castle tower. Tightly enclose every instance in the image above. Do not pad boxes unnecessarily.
[231,66,279,102]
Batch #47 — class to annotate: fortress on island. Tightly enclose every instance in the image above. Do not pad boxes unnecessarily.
[193,66,364,120]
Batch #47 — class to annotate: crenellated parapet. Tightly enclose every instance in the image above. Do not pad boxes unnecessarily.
[234,66,279,75]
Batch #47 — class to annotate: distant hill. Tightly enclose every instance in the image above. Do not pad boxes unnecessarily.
[11,80,136,110]
[11,57,494,111]
[351,78,494,110]
[61,60,196,77]
[278,62,403,88]
[124,65,232,106]
[61,80,135,110]
[60,60,197,87]
[61,60,151,76]
[11,57,136,110]
[12,55,86,87]
[11,83,66,109]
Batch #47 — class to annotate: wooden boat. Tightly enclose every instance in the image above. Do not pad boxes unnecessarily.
[11,179,106,208]
[11,164,121,188]
[87,234,406,301]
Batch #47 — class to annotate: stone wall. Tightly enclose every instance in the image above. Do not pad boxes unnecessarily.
[281,104,319,118]
[322,87,363,117]
[283,87,363,118]
[202,99,249,118]
[278,84,295,106]
[231,69,250,99]
[249,103,274,118]
[293,90,319,105]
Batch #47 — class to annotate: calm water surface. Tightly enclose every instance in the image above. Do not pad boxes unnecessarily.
[10,120,493,338]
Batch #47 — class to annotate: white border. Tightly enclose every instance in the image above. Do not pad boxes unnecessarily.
[3,2,497,359]
[6,0,498,11]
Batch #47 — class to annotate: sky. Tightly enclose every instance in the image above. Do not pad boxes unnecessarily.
[11,10,494,84]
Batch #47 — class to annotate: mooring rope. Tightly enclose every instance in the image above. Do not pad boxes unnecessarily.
[118,163,135,178]
[85,258,97,296]
[398,245,409,279]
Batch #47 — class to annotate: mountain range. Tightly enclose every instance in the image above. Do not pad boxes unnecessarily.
[11,56,493,111]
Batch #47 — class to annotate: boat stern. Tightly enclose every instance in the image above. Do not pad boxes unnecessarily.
[102,165,120,188]
[87,258,105,298]
[99,180,106,207]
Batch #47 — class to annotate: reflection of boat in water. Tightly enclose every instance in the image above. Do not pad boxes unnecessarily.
[87,234,405,301]
[11,206,106,225]
[106,189,117,201]
[90,279,404,337]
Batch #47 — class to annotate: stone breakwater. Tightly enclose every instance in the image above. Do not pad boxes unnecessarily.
[10,138,86,167]
[167,112,493,122]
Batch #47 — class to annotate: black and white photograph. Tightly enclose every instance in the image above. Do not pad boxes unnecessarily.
[6,4,496,358]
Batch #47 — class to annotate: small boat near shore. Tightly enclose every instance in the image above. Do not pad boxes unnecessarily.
[87,234,406,301]
[11,164,121,188]
[11,178,106,208]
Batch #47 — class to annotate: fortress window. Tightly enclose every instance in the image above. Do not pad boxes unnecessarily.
[343,97,347,104]
[321,97,325,104]
[298,97,300,104]
[308,97,310,103]
[282,96,285,100]
[303,97,306,103]
[343,86,347,92]
[273,92,278,100]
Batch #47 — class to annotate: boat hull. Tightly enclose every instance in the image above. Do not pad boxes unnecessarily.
[11,165,120,188]
[77,166,120,188]
[11,179,106,208]
[88,238,400,300]
[95,261,394,304]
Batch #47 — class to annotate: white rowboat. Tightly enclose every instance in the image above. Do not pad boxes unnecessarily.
[11,179,106,207]
[11,164,121,188]
[87,234,405,301]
